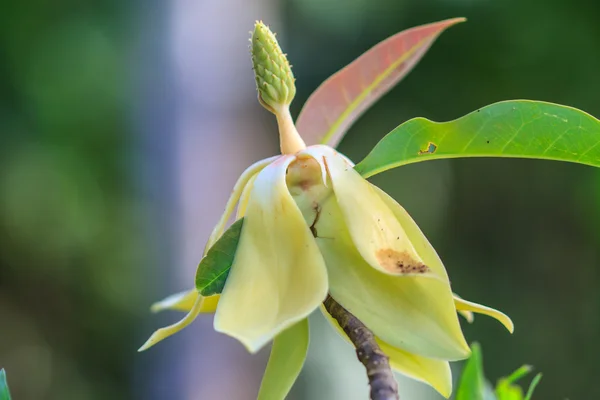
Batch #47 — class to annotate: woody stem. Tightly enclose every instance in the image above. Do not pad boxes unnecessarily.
[323,295,400,400]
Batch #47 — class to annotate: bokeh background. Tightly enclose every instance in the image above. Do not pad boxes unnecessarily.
[1,0,599,399]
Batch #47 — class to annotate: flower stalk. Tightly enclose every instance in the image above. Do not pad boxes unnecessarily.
[324,295,400,400]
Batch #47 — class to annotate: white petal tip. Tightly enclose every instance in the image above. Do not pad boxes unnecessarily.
[149,304,163,314]
[148,290,198,314]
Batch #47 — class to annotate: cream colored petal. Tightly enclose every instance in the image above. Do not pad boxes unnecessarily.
[214,156,328,353]
[285,146,334,227]
[371,185,449,280]
[316,196,470,361]
[320,306,452,398]
[204,155,279,255]
[324,153,432,277]
[257,319,309,400]
[454,295,514,333]
[139,295,206,351]
[150,290,197,313]
[299,145,332,186]
[452,293,474,323]
[150,290,220,314]
[381,340,453,398]
[457,309,474,323]
[370,181,512,334]
[236,172,258,219]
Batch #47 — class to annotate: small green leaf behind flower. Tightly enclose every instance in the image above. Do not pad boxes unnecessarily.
[496,364,542,400]
[0,369,12,400]
[195,218,244,296]
[456,343,490,400]
[456,343,542,400]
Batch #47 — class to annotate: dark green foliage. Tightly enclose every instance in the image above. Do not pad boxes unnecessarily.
[195,219,244,296]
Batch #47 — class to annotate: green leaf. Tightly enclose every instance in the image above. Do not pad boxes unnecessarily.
[496,381,524,400]
[257,319,309,400]
[295,18,465,148]
[0,369,11,400]
[502,365,533,385]
[524,373,542,400]
[355,100,600,178]
[495,365,542,400]
[456,343,489,400]
[195,218,244,296]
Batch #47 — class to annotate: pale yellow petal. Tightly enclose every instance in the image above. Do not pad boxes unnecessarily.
[457,309,474,323]
[371,185,449,280]
[139,295,206,351]
[214,156,328,353]
[286,147,333,226]
[150,290,220,314]
[150,290,198,313]
[324,152,431,277]
[201,294,220,313]
[321,306,452,398]
[454,295,514,333]
[452,294,474,323]
[299,145,331,187]
[316,195,470,361]
[374,189,482,326]
[204,155,279,255]
[381,341,453,398]
[258,319,309,400]
[236,172,258,219]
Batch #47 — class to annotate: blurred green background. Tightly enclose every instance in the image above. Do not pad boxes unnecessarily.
[1,0,599,399]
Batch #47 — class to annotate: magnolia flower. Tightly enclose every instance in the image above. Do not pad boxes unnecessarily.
[140,21,514,398]
[142,141,513,396]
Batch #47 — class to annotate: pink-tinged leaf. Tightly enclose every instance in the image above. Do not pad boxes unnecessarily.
[296,18,466,148]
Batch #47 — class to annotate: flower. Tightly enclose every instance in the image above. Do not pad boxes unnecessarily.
[140,143,513,397]
[139,21,514,399]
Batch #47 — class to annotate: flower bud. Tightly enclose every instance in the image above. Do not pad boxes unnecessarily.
[251,21,296,113]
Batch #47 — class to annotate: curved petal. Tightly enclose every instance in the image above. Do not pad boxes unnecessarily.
[316,195,470,361]
[139,295,207,351]
[321,306,452,398]
[380,340,452,398]
[371,184,449,280]
[204,155,279,254]
[457,309,474,324]
[454,295,514,333]
[324,152,432,277]
[214,156,329,353]
[150,290,219,314]
[236,172,258,219]
[258,319,309,400]
[453,294,474,323]
[286,147,333,225]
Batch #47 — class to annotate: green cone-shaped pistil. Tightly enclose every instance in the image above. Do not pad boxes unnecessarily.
[251,21,296,112]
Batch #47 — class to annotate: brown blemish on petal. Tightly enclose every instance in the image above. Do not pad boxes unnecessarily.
[376,249,430,274]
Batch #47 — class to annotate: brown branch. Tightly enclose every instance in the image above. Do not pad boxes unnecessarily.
[323,295,399,400]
